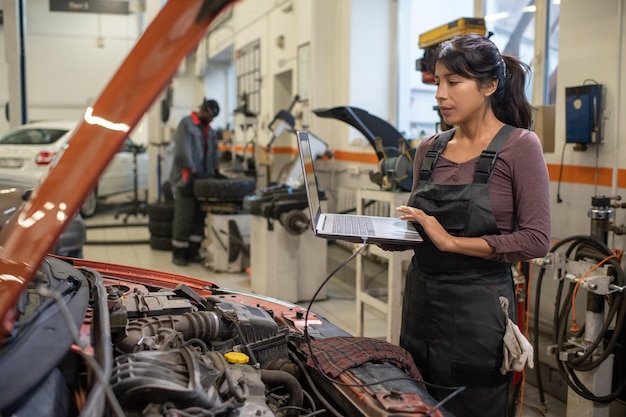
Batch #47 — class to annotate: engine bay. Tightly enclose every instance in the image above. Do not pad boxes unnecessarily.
[0,256,450,417]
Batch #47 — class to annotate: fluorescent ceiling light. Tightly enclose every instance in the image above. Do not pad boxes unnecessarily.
[484,12,509,22]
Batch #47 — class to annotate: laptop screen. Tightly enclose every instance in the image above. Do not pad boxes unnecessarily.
[296,131,321,224]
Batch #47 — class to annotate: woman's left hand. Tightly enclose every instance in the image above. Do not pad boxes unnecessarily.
[396,205,453,252]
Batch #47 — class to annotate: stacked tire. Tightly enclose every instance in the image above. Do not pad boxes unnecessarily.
[148,182,174,251]
[148,178,256,251]
[193,177,256,201]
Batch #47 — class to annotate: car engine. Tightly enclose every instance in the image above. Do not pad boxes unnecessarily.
[107,282,298,417]
[0,256,452,417]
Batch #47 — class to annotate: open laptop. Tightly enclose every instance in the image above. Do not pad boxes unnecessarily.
[296,130,422,245]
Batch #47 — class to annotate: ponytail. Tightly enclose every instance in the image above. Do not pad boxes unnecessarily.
[492,55,533,129]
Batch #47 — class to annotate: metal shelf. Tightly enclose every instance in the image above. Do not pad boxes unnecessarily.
[355,189,412,343]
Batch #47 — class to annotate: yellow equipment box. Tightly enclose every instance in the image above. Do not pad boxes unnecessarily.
[418,17,487,48]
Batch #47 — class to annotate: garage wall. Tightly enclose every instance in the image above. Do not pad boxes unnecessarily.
[2,0,626,247]
[0,0,139,126]
[545,0,626,248]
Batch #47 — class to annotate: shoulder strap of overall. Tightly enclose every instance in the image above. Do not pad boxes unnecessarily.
[473,125,515,184]
[419,128,456,182]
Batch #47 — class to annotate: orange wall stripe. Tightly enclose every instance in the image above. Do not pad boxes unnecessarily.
[333,150,379,164]
[545,164,626,187]
[218,144,249,153]
[221,145,626,188]
[269,146,299,155]
[218,144,297,155]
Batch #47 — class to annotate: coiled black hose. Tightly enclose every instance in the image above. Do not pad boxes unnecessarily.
[533,235,626,404]
[533,258,548,407]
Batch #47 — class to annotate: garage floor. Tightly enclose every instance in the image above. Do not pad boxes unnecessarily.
[83,200,567,417]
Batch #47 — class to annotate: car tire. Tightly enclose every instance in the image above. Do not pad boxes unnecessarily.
[162,180,174,202]
[193,177,256,200]
[80,189,98,218]
[148,220,172,238]
[147,202,174,221]
[149,235,172,251]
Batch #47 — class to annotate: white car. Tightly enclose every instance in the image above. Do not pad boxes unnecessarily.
[0,120,148,217]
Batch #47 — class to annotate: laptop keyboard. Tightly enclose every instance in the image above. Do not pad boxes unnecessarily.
[332,216,376,236]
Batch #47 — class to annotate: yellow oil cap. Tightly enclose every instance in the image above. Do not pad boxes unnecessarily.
[224,352,249,364]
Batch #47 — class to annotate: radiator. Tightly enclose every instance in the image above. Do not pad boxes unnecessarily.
[336,187,390,217]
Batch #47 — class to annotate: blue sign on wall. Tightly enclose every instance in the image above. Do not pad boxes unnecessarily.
[565,84,604,144]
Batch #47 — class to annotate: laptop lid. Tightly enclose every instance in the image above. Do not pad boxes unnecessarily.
[297,131,322,231]
[297,130,422,245]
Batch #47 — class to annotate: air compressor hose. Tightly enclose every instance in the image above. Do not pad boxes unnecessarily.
[533,235,626,403]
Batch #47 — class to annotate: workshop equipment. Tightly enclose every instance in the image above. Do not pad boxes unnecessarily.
[114,142,148,223]
[416,17,487,84]
[313,105,415,192]
[204,212,250,272]
[266,94,299,153]
[244,118,331,302]
[261,95,332,189]
[534,195,626,417]
[244,184,324,236]
[565,83,605,150]
[194,177,255,272]
[246,184,327,303]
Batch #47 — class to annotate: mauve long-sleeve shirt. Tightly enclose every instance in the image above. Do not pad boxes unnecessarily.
[411,127,551,263]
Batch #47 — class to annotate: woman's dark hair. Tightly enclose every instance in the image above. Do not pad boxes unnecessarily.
[431,33,533,129]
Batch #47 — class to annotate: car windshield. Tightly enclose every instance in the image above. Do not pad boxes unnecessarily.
[0,128,67,145]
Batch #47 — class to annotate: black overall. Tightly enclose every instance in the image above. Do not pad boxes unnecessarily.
[400,125,516,417]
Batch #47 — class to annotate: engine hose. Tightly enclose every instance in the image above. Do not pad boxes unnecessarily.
[288,351,344,417]
[260,369,304,417]
[207,351,247,405]
[116,311,231,353]
[223,366,246,403]
[534,235,626,403]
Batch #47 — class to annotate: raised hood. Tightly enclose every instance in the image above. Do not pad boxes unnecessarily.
[0,0,239,342]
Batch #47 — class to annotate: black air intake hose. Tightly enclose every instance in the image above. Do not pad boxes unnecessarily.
[116,311,232,353]
[260,369,304,417]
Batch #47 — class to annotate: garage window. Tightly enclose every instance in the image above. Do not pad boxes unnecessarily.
[236,40,261,116]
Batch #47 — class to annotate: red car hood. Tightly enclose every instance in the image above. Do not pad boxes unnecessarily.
[0,0,239,340]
